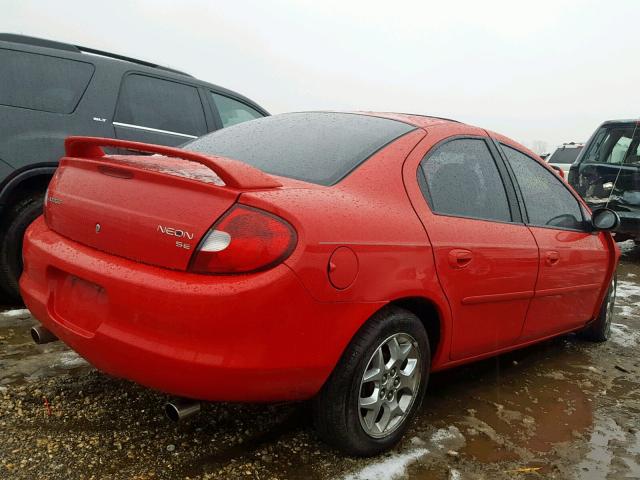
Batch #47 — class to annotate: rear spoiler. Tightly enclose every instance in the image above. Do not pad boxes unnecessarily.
[64,136,282,190]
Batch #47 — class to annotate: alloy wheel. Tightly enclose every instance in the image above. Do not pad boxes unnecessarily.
[358,333,421,438]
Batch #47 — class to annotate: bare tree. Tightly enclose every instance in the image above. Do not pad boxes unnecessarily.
[531,140,549,155]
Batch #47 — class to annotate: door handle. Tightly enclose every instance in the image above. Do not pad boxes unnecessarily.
[545,251,560,266]
[448,249,473,268]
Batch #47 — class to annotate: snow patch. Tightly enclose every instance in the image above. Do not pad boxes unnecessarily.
[449,470,462,480]
[342,448,428,480]
[431,426,461,444]
[617,305,635,317]
[0,308,30,317]
[611,323,640,348]
[54,351,89,369]
[430,425,466,450]
[618,240,636,254]
[616,281,640,300]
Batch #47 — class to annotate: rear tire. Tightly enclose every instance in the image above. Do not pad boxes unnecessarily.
[312,306,430,456]
[580,275,617,342]
[0,194,44,302]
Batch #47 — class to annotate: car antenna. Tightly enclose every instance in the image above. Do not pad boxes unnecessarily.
[605,119,640,208]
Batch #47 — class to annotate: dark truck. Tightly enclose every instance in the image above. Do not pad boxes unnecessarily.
[0,34,268,301]
[568,119,640,242]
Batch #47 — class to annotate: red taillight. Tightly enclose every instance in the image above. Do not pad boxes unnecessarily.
[189,205,297,274]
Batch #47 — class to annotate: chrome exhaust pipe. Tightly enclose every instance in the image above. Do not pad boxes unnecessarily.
[164,399,201,422]
[30,325,58,344]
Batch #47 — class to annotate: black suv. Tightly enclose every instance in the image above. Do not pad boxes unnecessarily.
[568,119,640,241]
[0,34,269,301]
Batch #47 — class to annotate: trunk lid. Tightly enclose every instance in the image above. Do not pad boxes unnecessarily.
[45,137,282,271]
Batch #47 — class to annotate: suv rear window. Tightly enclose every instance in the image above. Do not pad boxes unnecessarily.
[184,112,416,185]
[0,48,94,114]
[211,92,263,128]
[548,146,582,164]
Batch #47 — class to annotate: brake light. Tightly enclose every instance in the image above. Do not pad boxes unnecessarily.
[189,205,297,274]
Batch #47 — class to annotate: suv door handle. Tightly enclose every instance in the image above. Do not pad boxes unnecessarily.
[448,249,473,268]
[545,251,560,265]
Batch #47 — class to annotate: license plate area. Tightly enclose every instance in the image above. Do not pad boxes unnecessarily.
[50,270,108,337]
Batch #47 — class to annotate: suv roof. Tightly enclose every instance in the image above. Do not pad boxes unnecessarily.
[0,33,267,115]
[601,119,640,125]
[0,33,191,77]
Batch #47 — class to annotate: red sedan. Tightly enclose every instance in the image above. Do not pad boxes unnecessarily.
[21,112,619,456]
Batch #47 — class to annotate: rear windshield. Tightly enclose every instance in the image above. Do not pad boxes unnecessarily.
[184,112,416,185]
[0,48,94,114]
[548,146,582,164]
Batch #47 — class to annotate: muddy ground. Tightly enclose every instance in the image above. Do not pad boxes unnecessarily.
[1,244,639,480]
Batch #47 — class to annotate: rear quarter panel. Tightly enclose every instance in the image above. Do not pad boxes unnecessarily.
[241,128,454,367]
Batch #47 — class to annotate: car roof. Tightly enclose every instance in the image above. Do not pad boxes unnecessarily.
[353,111,462,127]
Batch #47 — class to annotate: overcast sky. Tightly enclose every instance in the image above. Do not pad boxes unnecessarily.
[4,0,639,152]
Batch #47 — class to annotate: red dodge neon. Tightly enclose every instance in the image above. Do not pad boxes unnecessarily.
[21,112,620,455]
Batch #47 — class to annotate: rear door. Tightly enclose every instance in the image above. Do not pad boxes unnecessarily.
[497,141,610,338]
[413,132,539,360]
[113,73,208,147]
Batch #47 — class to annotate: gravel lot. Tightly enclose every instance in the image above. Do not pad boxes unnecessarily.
[1,243,639,480]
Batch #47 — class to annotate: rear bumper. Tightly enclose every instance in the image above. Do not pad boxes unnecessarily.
[21,217,375,402]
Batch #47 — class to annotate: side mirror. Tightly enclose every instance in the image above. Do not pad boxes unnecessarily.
[591,208,620,231]
[550,165,565,179]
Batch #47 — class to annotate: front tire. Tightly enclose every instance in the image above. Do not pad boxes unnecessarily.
[0,194,44,302]
[580,274,617,342]
[312,306,430,456]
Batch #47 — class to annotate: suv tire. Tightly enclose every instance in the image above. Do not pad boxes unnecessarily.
[312,306,430,456]
[0,193,44,301]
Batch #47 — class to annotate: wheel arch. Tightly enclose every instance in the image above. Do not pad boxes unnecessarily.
[385,296,445,362]
[0,164,56,213]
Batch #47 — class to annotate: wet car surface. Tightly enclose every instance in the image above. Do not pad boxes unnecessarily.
[1,244,639,479]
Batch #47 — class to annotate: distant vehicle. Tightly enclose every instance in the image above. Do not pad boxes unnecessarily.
[0,34,268,301]
[568,120,640,242]
[547,142,584,177]
[23,112,620,456]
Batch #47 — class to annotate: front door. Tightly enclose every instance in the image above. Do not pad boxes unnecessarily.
[498,141,610,339]
[415,135,539,360]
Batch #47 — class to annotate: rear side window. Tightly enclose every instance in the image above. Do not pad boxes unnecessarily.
[0,48,94,114]
[115,74,207,136]
[502,145,584,230]
[211,92,263,128]
[418,138,512,222]
[184,112,416,185]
